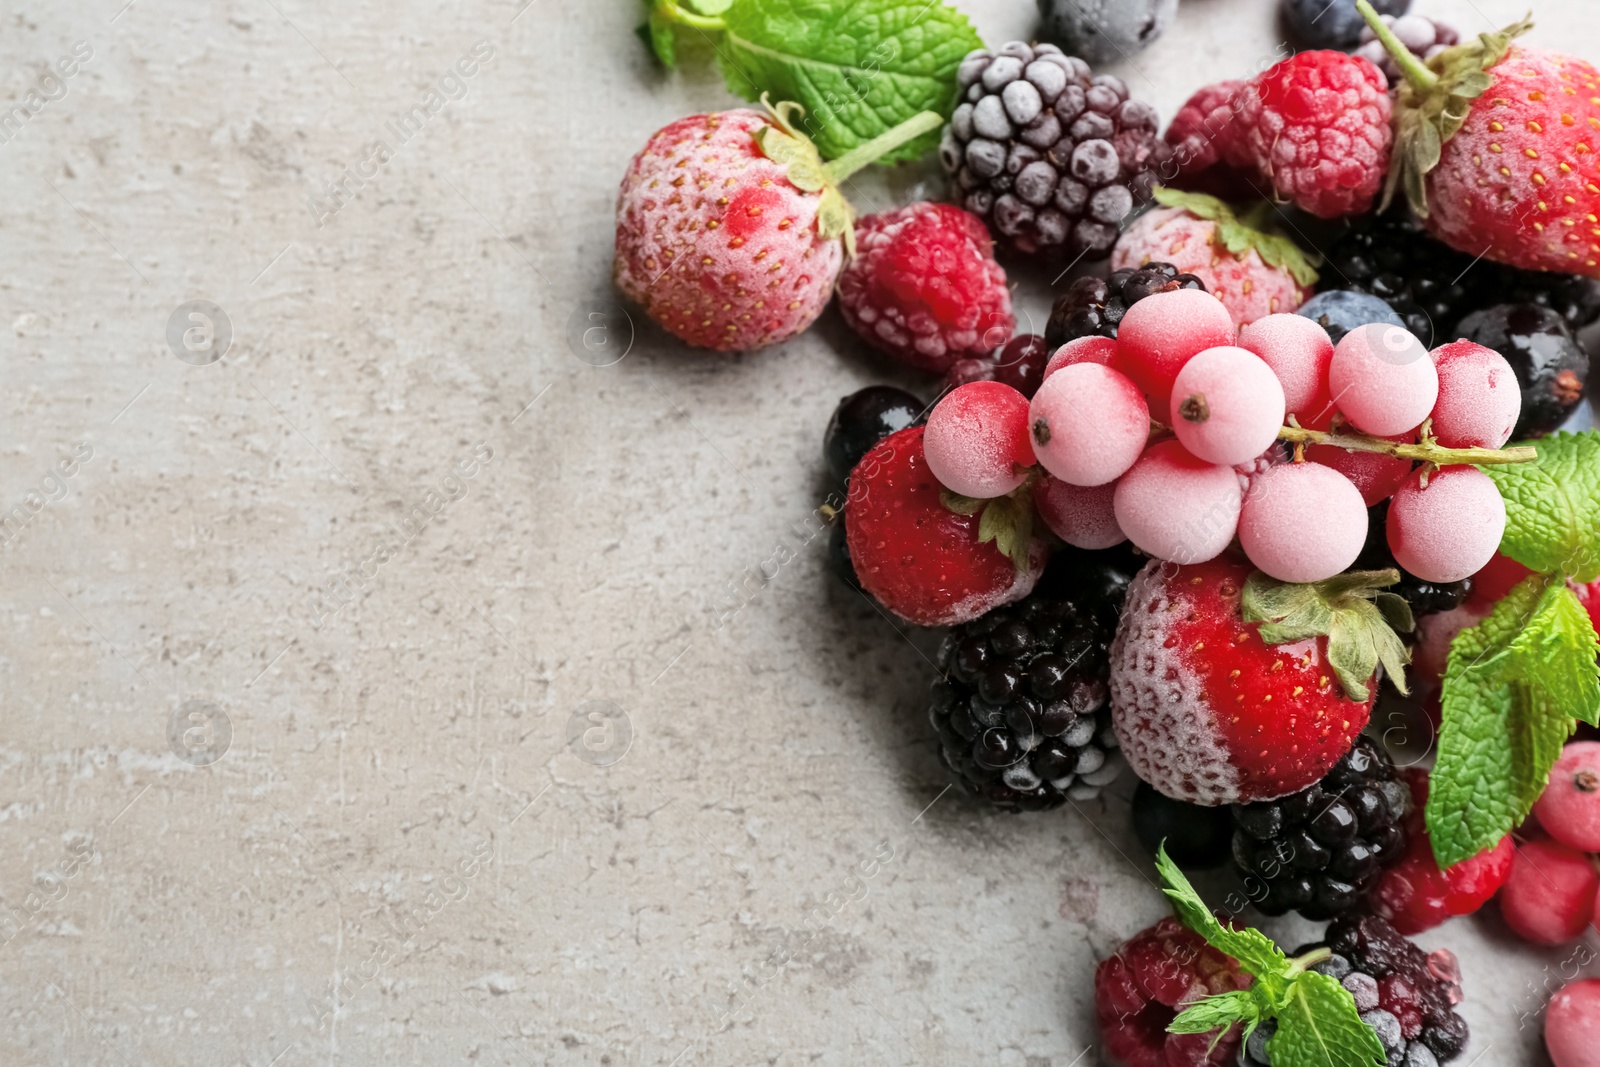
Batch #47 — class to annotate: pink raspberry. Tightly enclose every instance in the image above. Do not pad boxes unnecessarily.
[1094,917,1251,1067]
[1165,80,1253,174]
[1233,51,1393,218]
[837,202,1014,374]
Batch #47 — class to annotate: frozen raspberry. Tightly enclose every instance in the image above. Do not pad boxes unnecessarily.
[1232,51,1393,218]
[1429,341,1522,449]
[1306,437,1415,507]
[1499,836,1600,945]
[1113,440,1242,565]
[1238,312,1336,429]
[1029,364,1149,487]
[845,426,1047,626]
[1116,288,1237,414]
[1329,324,1439,437]
[1387,467,1507,584]
[1547,979,1600,1067]
[1239,462,1368,583]
[1043,335,1121,382]
[838,202,1014,374]
[1371,769,1514,935]
[1534,742,1600,852]
[1035,476,1125,549]
[924,382,1036,499]
[1111,201,1315,330]
[1164,79,1252,175]
[1094,916,1251,1067]
[1169,345,1287,466]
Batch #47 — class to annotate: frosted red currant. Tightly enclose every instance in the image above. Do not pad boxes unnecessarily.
[1238,312,1336,429]
[1307,437,1415,506]
[1034,475,1125,549]
[1239,462,1368,583]
[1547,979,1600,1067]
[1498,837,1599,945]
[1169,345,1287,467]
[1115,288,1236,415]
[1386,467,1506,584]
[1113,439,1242,564]
[924,381,1035,499]
[1041,335,1119,383]
[1429,340,1522,449]
[1328,323,1439,436]
[1534,742,1600,852]
[1029,363,1149,487]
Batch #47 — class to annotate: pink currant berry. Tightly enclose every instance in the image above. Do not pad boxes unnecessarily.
[1328,323,1439,436]
[1238,462,1368,583]
[1041,336,1119,383]
[1034,475,1124,550]
[1115,288,1235,415]
[1429,340,1522,449]
[924,381,1035,499]
[1547,979,1600,1067]
[1306,436,1415,506]
[1498,837,1599,945]
[1238,312,1336,429]
[1387,467,1506,583]
[1534,742,1600,852]
[1028,363,1149,487]
[1169,346,1286,466]
[1113,439,1242,564]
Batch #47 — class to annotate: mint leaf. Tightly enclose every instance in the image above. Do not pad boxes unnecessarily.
[1266,971,1386,1067]
[644,8,678,67]
[1480,431,1600,582]
[1427,573,1585,866]
[1155,847,1286,981]
[715,0,982,163]
[1169,990,1258,1039]
[684,0,733,12]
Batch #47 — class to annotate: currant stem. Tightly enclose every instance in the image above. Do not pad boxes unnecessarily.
[1355,0,1439,91]
[1277,424,1537,466]
[823,111,944,182]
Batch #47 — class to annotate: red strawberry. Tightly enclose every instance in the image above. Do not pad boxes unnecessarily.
[1110,557,1409,805]
[1364,6,1600,276]
[844,425,1046,627]
[613,103,939,351]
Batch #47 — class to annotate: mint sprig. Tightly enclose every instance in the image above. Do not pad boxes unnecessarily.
[1156,847,1385,1067]
[1425,430,1600,868]
[642,0,982,163]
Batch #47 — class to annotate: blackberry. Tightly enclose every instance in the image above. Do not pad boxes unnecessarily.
[940,43,1170,260]
[1230,735,1410,920]
[929,549,1134,811]
[823,386,923,485]
[1044,262,1206,347]
[1356,15,1460,88]
[1131,781,1233,869]
[1456,304,1590,439]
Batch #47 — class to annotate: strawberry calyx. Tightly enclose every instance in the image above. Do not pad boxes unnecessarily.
[1151,187,1321,286]
[1357,0,1535,217]
[941,474,1038,573]
[1241,568,1415,702]
[751,96,942,257]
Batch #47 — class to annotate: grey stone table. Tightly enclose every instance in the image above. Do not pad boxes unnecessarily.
[0,0,1595,1063]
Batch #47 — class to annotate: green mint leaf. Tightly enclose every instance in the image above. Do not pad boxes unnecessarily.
[1168,990,1258,1038]
[1427,573,1583,866]
[714,0,983,163]
[1155,846,1287,981]
[1479,431,1600,582]
[643,8,678,67]
[1267,971,1386,1067]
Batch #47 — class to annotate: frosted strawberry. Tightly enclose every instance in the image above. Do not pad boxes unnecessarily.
[613,103,939,351]
[1110,191,1318,330]
[1110,556,1410,805]
[1360,2,1600,276]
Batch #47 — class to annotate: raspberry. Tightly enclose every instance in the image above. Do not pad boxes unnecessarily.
[837,203,1014,374]
[942,43,1170,259]
[1547,979,1600,1067]
[1164,80,1251,175]
[1239,462,1368,584]
[1238,312,1335,429]
[1112,440,1242,566]
[924,382,1035,499]
[1233,51,1393,218]
[1499,836,1600,945]
[1045,262,1207,347]
[1429,341,1522,450]
[1169,346,1286,466]
[1387,467,1508,585]
[1094,917,1251,1067]
[1029,364,1149,487]
[1116,288,1237,415]
[844,426,1046,626]
[1533,742,1600,852]
[1328,324,1438,437]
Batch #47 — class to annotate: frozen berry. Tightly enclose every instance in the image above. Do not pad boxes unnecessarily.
[1035,476,1125,550]
[1329,324,1439,436]
[946,334,1055,398]
[1534,742,1600,852]
[1547,979,1600,1067]
[1029,364,1149,487]
[1499,837,1600,945]
[1095,917,1251,1067]
[1457,303,1590,440]
[1045,262,1207,347]
[1284,0,1410,49]
[1297,289,1408,347]
[1043,335,1121,382]
[1238,312,1337,429]
[1387,467,1507,584]
[1113,439,1242,564]
[824,386,924,484]
[1356,14,1461,89]
[1116,288,1237,414]
[925,382,1036,499]
[1307,436,1415,506]
[1170,345,1287,466]
[1036,0,1177,66]
[1239,462,1368,583]
[1429,341,1521,449]
[1132,781,1233,869]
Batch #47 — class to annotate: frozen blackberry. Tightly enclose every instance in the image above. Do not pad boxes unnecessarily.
[1311,917,1469,1064]
[1456,304,1590,439]
[929,550,1132,811]
[1231,735,1410,920]
[1044,262,1206,346]
[941,42,1171,260]
[1132,781,1233,868]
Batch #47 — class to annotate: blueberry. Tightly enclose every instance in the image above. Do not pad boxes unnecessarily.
[1457,303,1589,438]
[1037,0,1177,65]
[823,386,923,484]
[1131,782,1234,868]
[1283,0,1410,49]
[1297,290,1408,346]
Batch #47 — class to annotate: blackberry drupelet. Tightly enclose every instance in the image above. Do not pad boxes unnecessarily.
[941,43,1171,260]
[1456,304,1590,439]
[1231,735,1410,920]
[1044,262,1206,346]
[929,549,1137,811]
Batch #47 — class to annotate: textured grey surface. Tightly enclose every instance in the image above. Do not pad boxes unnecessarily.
[0,0,1597,1064]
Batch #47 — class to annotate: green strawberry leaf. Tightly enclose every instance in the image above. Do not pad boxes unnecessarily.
[714,0,982,163]
[1426,573,1594,866]
[1480,432,1600,583]
[1266,971,1387,1067]
[1241,569,1412,701]
[644,9,678,67]
[1150,188,1320,287]
[939,488,985,516]
[976,490,1034,572]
